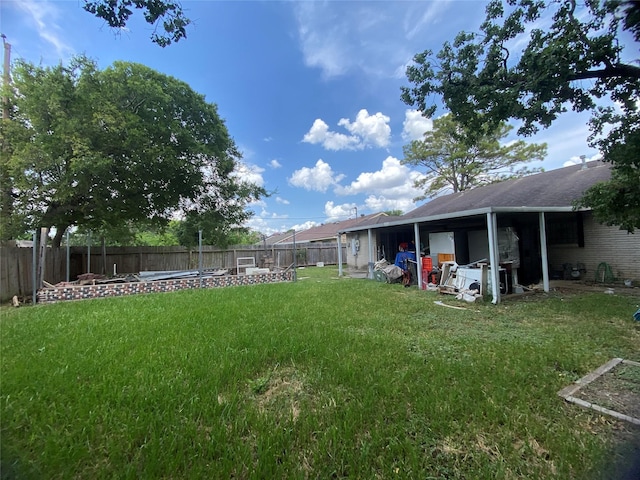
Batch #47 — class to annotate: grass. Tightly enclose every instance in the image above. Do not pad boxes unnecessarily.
[1,266,639,479]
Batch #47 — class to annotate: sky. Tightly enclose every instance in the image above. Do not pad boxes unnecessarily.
[1,0,631,235]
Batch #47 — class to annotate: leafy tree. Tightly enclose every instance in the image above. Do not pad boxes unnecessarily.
[401,0,640,230]
[3,56,266,247]
[384,210,404,217]
[402,115,546,200]
[226,229,261,246]
[83,0,190,47]
[174,215,260,248]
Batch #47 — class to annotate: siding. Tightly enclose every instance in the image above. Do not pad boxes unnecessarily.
[345,232,378,270]
[548,212,640,282]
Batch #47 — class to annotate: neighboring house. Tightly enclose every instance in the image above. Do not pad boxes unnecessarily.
[265,213,390,247]
[341,161,640,303]
[263,231,296,246]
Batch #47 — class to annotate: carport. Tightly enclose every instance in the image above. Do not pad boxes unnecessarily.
[337,161,612,304]
[339,207,562,304]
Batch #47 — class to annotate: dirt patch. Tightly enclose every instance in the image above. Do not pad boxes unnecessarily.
[249,365,306,422]
[559,360,640,478]
[548,280,640,297]
[574,362,640,421]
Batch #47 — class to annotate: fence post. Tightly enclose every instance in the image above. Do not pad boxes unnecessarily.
[66,230,70,282]
[37,227,48,288]
[293,230,297,282]
[32,231,37,304]
[86,231,91,273]
[198,230,203,288]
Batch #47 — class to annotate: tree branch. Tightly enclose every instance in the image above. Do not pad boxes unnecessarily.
[568,64,640,81]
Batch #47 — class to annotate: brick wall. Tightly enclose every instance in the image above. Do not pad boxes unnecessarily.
[547,212,640,282]
[37,271,295,304]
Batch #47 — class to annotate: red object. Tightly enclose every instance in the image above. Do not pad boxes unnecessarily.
[421,269,431,290]
[421,257,433,271]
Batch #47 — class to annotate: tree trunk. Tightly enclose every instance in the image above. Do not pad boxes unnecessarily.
[52,225,67,248]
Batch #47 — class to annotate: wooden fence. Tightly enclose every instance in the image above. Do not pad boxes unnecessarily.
[0,243,345,303]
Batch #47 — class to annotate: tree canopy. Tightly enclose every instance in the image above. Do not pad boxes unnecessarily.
[1,56,266,247]
[83,0,190,47]
[402,115,546,200]
[401,0,640,231]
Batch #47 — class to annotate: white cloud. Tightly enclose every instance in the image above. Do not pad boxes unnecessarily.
[275,196,290,205]
[245,216,282,236]
[238,144,255,161]
[269,159,282,169]
[302,119,360,151]
[302,110,391,151]
[16,0,73,58]
[293,1,472,79]
[292,220,320,231]
[296,5,351,78]
[364,195,415,214]
[335,156,424,200]
[402,109,433,141]
[288,159,345,192]
[404,1,452,39]
[338,109,391,148]
[324,201,358,222]
[325,156,425,214]
[232,162,265,187]
[248,199,267,209]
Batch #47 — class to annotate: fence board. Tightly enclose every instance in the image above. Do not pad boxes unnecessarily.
[1,243,346,302]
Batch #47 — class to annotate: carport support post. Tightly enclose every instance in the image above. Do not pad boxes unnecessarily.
[539,212,550,292]
[414,222,421,289]
[337,233,343,277]
[487,212,501,304]
[367,228,374,279]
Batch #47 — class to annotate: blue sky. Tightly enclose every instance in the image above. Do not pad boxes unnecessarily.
[1,0,624,235]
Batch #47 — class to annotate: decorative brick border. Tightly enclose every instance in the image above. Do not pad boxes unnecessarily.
[37,271,295,304]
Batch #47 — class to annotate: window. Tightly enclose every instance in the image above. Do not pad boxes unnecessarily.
[546,213,584,246]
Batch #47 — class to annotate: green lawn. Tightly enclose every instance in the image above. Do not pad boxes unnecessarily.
[1,266,639,479]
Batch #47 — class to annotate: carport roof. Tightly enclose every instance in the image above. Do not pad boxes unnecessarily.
[342,161,611,233]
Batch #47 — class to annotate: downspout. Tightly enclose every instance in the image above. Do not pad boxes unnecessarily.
[539,212,550,292]
[337,233,343,277]
[487,212,501,304]
[367,228,374,279]
[414,222,421,289]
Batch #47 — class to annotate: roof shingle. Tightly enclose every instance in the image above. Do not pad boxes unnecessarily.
[404,161,611,219]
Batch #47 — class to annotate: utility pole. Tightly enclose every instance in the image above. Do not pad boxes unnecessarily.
[2,34,10,120]
[1,35,13,242]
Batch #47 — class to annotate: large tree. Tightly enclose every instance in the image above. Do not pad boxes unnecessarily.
[401,0,640,231]
[2,56,265,247]
[83,0,190,47]
[402,115,546,200]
